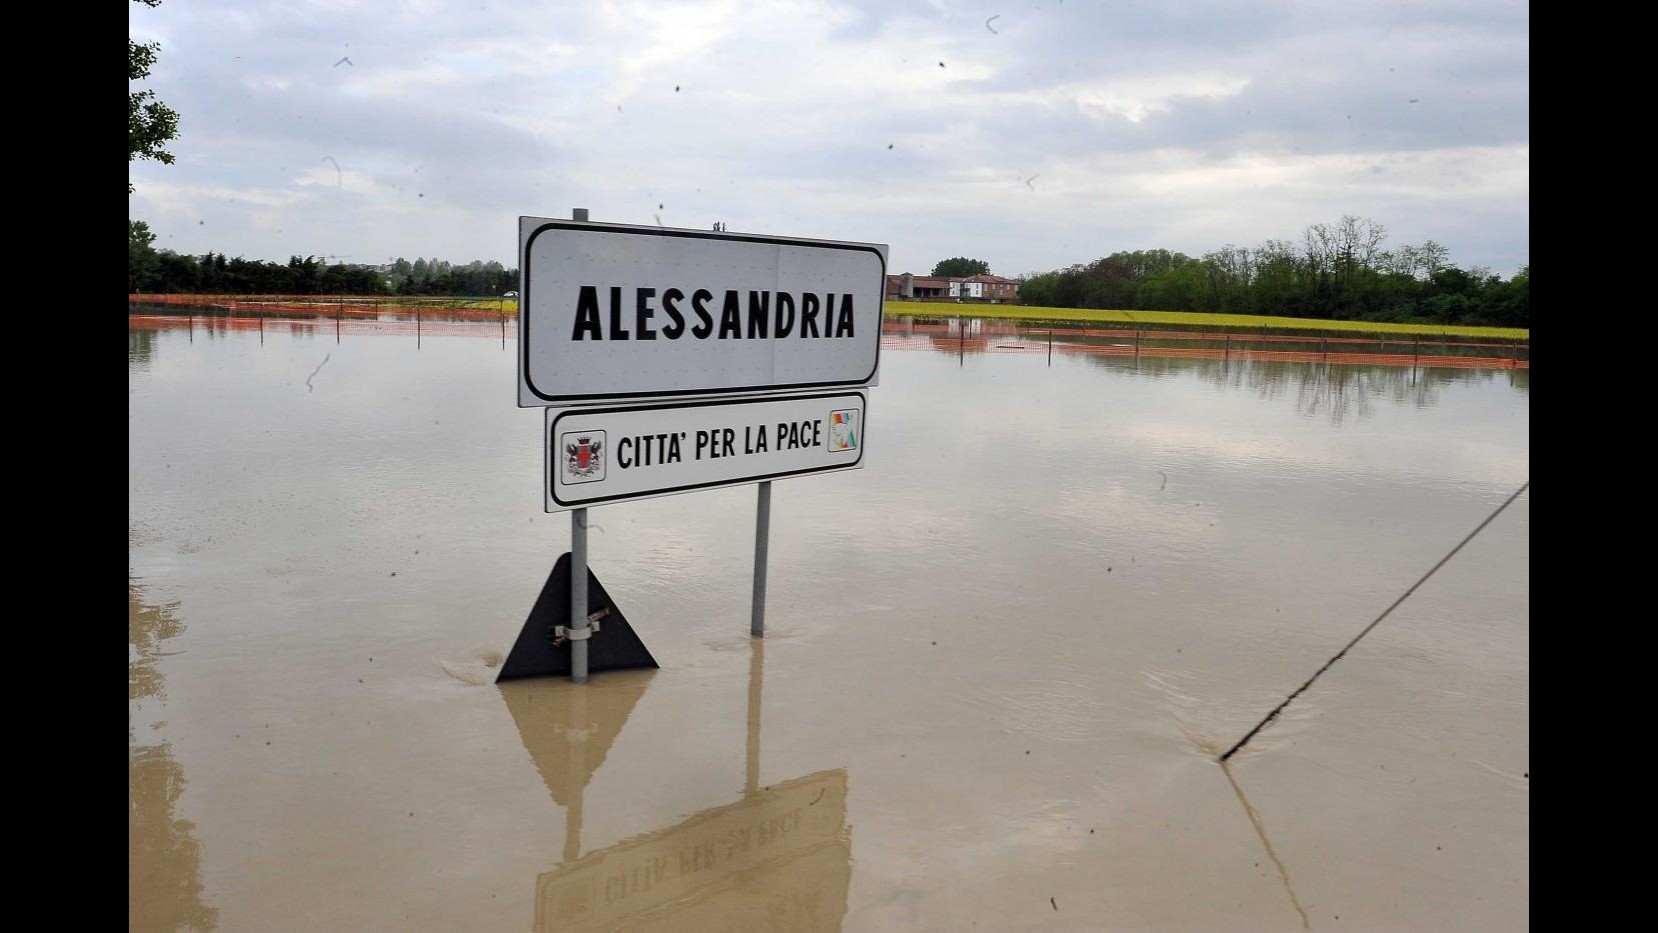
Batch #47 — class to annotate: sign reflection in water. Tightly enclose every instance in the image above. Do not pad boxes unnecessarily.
[504,640,852,932]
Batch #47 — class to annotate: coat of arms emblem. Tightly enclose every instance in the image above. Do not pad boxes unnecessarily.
[561,431,606,483]
[828,409,858,452]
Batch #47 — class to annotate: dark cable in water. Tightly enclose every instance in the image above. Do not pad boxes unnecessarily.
[1219,480,1530,763]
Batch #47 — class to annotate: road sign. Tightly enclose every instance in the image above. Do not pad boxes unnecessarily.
[519,218,886,406]
[546,391,866,510]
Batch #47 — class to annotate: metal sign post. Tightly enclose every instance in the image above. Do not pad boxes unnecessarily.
[751,482,771,638]
[569,209,592,684]
[570,508,589,683]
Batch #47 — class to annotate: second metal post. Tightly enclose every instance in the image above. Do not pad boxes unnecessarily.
[751,482,771,638]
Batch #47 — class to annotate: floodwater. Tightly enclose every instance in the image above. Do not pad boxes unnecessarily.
[130,315,1528,931]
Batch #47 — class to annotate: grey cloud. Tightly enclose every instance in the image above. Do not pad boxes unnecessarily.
[130,0,1528,273]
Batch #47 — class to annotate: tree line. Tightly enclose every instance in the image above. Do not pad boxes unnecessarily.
[380,257,515,296]
[129,222,516,296]
[1014,216,1527,327]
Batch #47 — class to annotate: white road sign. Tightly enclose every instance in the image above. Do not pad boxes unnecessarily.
[519,218,886,406]
[546,391,866,510]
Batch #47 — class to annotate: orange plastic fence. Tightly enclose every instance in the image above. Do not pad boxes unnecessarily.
[128,314,513,339]
[129,294,514,321]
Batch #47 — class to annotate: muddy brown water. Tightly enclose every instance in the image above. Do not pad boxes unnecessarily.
[130,316,1527,931]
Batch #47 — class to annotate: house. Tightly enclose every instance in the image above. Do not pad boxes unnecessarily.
[886,272,1020,303]
[885,274,952,300]
[963,274,1019,301]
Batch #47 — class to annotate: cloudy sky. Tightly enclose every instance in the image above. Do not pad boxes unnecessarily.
[128,0,1529,277]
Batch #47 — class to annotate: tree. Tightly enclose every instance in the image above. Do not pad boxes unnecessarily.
[1201,245,1253,313]
[1332,215,1387,277]
[1482,265,1528,328]
[287,255,323,294]
[130,220,160,292]
[1016,271,1060,307]
[130,0,180,192]
[932,257,990,277]
[1136,260,1207,311]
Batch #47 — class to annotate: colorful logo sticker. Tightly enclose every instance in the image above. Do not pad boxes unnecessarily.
[561,430,607,484]
[827,409,859,452]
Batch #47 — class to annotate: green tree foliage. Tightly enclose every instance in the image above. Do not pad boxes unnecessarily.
[130,221,160,292]
[130,252,388,295]
[1015,218,1528,327]
[385,258,514,296]
[1015,271,1061,307]
[932,257,990,277]
[129,249,519,298]
[129,1,180,191]
[1481,265,1528,328]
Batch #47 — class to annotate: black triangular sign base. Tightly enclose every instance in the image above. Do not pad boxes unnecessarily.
[496,552,659,682]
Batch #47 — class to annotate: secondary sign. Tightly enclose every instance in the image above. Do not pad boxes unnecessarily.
[519,218,886,406]
[546,391,866,511]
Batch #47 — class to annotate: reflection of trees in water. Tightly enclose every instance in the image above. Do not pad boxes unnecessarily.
[1292,364,1378,424]
[1273,363,1515,424]
[130,575,183,705]
[130,575,218,932]
[129,329,158,370]
[1083,354,1524,424]
[131,744,218,932]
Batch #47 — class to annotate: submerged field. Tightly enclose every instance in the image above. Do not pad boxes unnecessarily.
[130,313,1528,930]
